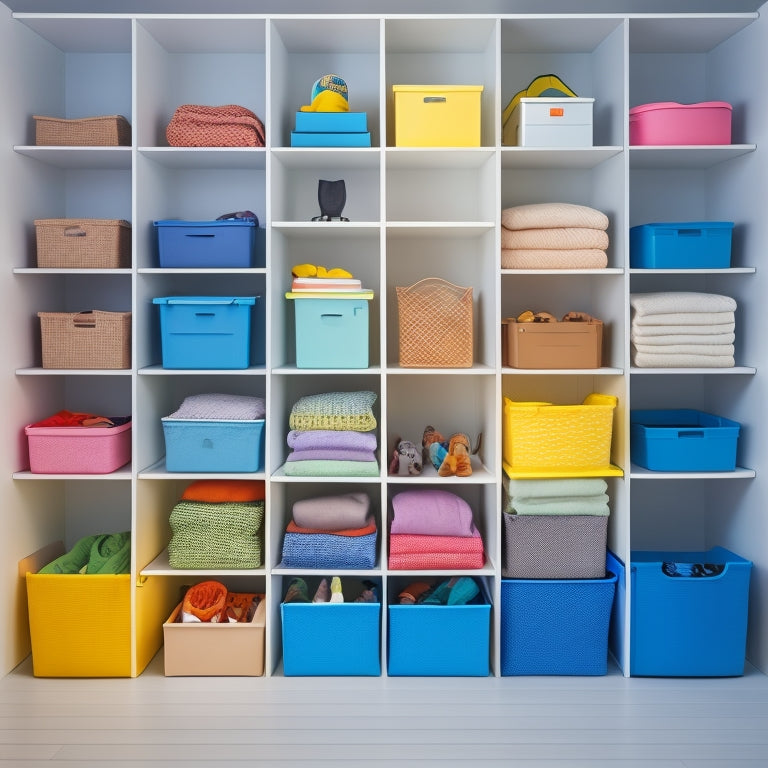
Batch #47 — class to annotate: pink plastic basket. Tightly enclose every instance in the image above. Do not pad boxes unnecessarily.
[629,101,732,146]
[25,422,131,474]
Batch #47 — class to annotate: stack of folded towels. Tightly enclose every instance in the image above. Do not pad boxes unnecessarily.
[502,477,609,579]
[388,489,485,570]
[501,202,610,269]
[280,492,377,569]
[283,390,379,477]
[630,291,737,368]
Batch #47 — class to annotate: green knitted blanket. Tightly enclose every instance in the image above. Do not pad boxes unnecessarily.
[289,390,377,432]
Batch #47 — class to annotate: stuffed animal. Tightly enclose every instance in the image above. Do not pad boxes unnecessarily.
[388,438,422,476]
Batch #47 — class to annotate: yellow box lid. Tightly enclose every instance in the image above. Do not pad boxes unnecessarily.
[392,84,484,93]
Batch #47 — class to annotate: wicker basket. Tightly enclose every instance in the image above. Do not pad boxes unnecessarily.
[38,310,131,369]
[34,219,131,269]
[33,115,132,147]
[396,277,473,367]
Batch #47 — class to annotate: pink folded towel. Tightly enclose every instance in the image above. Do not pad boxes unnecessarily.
[390,489,477,537]
[389,531,483,555]
[501,248,608,269]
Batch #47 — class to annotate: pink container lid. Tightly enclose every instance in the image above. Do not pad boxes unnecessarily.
[629,101,732,116]
[25,421,132,437]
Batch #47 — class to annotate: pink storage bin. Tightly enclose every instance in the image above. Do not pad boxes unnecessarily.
[25,422,131,474]
[629,101,732,145]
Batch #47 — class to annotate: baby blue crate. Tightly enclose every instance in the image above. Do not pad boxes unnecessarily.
[281,602,381,676]
[630,547,752,677]
[153,296,257,369]
[387,591,491,676]
[630,409,740,471]
[162,418,264,472]
[629,221,733,268]
[500,572,617,675]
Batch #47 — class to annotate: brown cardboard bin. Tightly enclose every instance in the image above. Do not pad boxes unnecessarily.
[163,596,266,676]
[502,315,603,369]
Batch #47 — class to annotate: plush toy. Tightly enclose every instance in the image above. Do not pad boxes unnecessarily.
[422,425,447,471]
[438,433,473,477]
[389,438,422,476]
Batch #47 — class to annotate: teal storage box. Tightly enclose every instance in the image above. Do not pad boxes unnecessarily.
[630,222,733,268]
[387,586,491,676]
[154,219,265,268]
[500,572,616,675]
[153,296,257,369]
[286,292,372,369]
[630,547,752,676]
[630,409,740,471]
[294,112,368,133]
[290,131,371,147]
[281,601,381,676]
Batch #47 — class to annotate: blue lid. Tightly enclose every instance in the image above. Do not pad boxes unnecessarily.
[152,296,258,305]
[631,221,734,231]
[153,219,257,228]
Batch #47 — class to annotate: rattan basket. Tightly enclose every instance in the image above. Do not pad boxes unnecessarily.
[34,219,131,269]
[396,277,473,368]
[38,310,131,369]
[33,115,132,146]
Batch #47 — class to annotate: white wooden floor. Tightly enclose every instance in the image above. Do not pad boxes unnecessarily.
[1,653,767,767]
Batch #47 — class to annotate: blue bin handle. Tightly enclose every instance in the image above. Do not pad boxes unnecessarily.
[678,430,705,438]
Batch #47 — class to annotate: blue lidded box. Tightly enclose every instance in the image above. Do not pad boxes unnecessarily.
[294,111,368,133]
[630,221,733,268]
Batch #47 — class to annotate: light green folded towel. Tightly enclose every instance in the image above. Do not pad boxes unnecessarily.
[512,495,610,516]
[504,477,607,499]
[282,459,379,477]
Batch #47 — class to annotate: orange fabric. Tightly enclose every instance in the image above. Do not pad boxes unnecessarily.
[285,516,376,537]
[181,479,265,503]
[182,580,228,622]
[225,592,262,623]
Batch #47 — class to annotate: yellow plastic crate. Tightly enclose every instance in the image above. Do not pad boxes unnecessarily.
[502,393,621,478]
[393,85,483,147]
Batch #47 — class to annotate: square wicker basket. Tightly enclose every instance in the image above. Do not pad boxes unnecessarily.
[38,310,132,369]
[35,219,131,269]
[33,115,132,146]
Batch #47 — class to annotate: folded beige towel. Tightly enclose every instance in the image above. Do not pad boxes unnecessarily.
[501,226,609,251]
[630,332,735,346]
[633,342,734,356]
[630,292,737,317]
[502,203,609,231]
[501,248,608,269]
[631,322,735,337]
[633,351,735,368]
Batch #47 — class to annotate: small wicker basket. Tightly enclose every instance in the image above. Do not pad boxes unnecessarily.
[34,219,131,269]
[396,277,473,368]
[34,115,132,147]
[38,310,132,369]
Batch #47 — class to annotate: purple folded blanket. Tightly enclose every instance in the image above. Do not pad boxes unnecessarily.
[390,489,477,537]
[286,448,376,463]
[287,429,378,451]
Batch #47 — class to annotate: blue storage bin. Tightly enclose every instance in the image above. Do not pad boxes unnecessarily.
[154,219,265,268]
[630,409,740,471]
[281,602,381,676]
[606,550,628,673]
[630,547,752,676]
[290,132,371,147]
[387,587,491,676]
[500,572,616,675]
[294,112,368,133]
[287,292,372,369]
[630,221,733,269]
[153,296,257,369]
[162,418,265,472]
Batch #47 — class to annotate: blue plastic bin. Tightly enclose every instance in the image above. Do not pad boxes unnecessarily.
[630,547,752,676]
[153,296,257,369]
[630,409,740,471]
[387,586,491,676]
[630,221,733,269]
[500,572,617,675]
[154,219,264,268]
[281,602,381,676]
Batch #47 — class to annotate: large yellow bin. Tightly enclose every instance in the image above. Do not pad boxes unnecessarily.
[393,85,483,147]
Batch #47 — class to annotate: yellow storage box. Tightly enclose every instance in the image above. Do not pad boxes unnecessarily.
[20,542,132,677]
[393,85,483,147]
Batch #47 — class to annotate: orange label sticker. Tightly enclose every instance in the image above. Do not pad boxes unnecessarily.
[550,107,564,117]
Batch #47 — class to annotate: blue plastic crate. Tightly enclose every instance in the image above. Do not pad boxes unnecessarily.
[154,219,265,268]
[162,418,264,472]
[630,409,740,471]
[281,602,381,676]
[629,221,733,269]
[153,296,257,369]
[500,572,617,675]
[630,547,752,676]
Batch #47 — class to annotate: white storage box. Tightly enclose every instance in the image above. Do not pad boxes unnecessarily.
[507,98,594,147]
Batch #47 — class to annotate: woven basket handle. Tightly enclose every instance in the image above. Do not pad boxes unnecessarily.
[64,226,87,238]
[398,277,470,297]
[72,311,96,328]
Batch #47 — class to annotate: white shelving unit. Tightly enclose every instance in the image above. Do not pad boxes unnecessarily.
[2,6,766,679]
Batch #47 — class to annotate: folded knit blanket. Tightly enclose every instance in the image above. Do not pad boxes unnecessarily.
[501,248,607,269]
[630,292,737,317]
[390,489,477,537]
[502,203,609,231]
[287,429,377,451]
[288,390,377,432]
[631,311,735,328]
[166,393,265,420]
[282,458,379,477]
[633,351,735,368]
[181,479,265,502]
[280,528,377,569]
[501,226,609,251]
[630,332,735,346]
[511,495,610,516]
[388,533,485,570]
[292,492,371,531]
[504,477,607,499]
[285,448,377,463]
[632,342,734,357]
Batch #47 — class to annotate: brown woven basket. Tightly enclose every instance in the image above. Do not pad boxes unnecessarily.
[38,310,132,369]
[396,277,473,368]
[34,219,131,269]
[34,115,132,147]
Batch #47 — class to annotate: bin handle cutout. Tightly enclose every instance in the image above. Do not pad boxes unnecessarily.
[423,96,446,103]
[661,562,725,579]
[678,430,705,438]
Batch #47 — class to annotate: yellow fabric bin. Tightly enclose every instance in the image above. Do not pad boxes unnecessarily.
[393,85,483,147]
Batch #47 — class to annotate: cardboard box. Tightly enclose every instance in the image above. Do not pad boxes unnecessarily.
[502,316,603,369]
[506,97,594,147]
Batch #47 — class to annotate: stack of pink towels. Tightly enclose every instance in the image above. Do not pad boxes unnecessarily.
[388,489,485,570]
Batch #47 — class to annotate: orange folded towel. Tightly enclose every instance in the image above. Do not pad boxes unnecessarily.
[285,515,377,537]
[181,479,266,503]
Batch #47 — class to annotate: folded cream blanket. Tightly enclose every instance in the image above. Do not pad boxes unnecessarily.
[633,342,734,356]
[630,332,735,346]
[501,248,608,269]
[501,227,609,251]
[633,351,735,368]
[631,323,735,338]
[502,203,609,231]
[630,292,736,317]
[631,311,735,327]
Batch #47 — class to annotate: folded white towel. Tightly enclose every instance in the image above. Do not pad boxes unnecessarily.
[630,292,736,317]
[501,227,609,251]
[631,311,735,327]
[633,342,734,356]
[630,332,735,346]
[502,203,609,231]
[631,322,735,338]
[633,351,735,368]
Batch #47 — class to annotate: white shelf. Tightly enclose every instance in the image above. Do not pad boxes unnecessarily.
[501,146,623,169]
[140,548,266,577]
[14,146,132,169]
[629,144,756,169]
[629,465,756,479]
